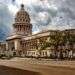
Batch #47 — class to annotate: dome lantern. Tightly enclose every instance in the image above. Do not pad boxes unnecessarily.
[21,4,24,10]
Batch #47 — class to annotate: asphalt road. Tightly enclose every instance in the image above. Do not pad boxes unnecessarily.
[0,65,40,75]
[0,64,75,75]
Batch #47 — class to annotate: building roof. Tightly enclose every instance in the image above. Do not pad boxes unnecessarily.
[6,34,23,41]
[22,30,59,40]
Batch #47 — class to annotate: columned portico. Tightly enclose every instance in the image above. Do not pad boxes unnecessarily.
[6,40,15,56]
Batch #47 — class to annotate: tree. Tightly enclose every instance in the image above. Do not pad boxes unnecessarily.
[36,38,51,59]
[49,31,62,59]
[40,31,62,59]
[62,31,75,59]
[35,39,42,59]
[67,33,75,59]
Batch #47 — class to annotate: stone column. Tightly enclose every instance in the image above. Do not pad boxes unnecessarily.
[14,39,20,50]
[6,42,9,50]
[6,42,11,56]
[36,39,41,57]
[14,39,21,56]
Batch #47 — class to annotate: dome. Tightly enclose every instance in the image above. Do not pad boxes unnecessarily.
[15,4,30,23]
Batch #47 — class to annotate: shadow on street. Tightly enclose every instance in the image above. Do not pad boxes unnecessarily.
[0,65,41,75]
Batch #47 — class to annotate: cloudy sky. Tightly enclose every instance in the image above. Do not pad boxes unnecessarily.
[0,0,75,40]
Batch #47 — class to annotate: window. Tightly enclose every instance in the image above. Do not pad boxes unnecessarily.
[23,19,25,21]
[26,20,28,22]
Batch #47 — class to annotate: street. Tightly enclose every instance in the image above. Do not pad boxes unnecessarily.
[0,58,75,75]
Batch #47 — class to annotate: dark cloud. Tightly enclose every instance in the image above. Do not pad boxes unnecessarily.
[19,0,75,30]
[0,3,13,41]
[48,0,75,29]
[0,0,75,35]
[26,2,57,31]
